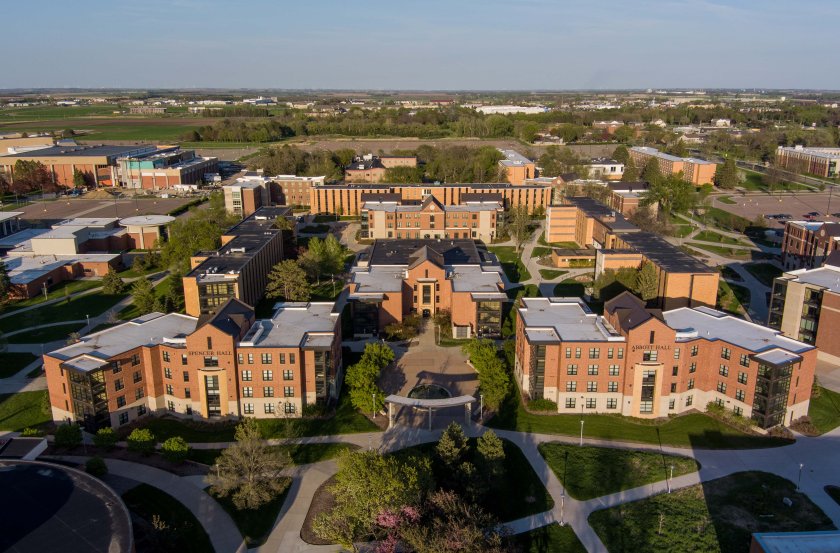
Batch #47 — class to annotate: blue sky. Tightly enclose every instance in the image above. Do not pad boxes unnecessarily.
[2,0,838,90]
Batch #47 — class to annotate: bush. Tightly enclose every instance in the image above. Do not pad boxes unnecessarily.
[161,436,190,463]
[127,428,156,455]
[54,423,83,449]
[21,427,43,437]
[85,456,108,478]
[790,416,819,436]
[93,427,118,450]
[527,398,558,412]
[302,404,327,418]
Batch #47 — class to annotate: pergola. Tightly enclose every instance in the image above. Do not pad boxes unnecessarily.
[384,394,476,430]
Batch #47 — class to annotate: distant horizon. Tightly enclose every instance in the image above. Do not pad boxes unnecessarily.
[3,0,839,90]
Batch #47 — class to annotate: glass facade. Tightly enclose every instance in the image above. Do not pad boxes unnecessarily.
[199,282,236,314]
[204,375,221,417]
[798,288,822,344]
[530,345,546,399]
[352,300,380,336]
[476,300,502,337]
[69,368,110,431]
[313,349,331,400]
[751,362,794,428]
[640,370,656,414]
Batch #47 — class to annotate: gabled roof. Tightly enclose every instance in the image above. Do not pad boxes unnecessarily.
[197,297,254,335]
[408,245,445,269]
[604,291,657,330]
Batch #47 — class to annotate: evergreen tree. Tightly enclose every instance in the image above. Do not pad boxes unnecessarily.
[641,157,663,185]
[101,268,126,295]
[131,278,157,315]
[436,422,468,468]
[476,429,505,480]
[636,262,659,301]
[621,157,640,182]
[612,145,630,165]
[72,169,87,188]
[713,157,739,190]
[0,259,11,307]
[266,260,311,301]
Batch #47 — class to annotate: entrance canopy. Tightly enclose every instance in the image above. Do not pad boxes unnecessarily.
[384,394,476,429]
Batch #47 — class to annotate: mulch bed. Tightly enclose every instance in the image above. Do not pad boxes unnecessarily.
[44,445,209,477]
[300,474,338,545]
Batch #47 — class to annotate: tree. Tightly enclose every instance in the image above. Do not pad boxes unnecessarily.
[160,192,238,274]
[313,449,433,548]
[127,428,156,454]
[384,166,424,183]
[54,423,83,449]
[266,259,311,301]
[538,146,584,177]
[713,157,739,190]
[86,457,108,477]
[621,157,639,182]
[641,174,696,216]
[612,145,630,165]
[635,262,659,301]
[0,259,11,307]
[12,160,53,194]
[131,278,157,315]
[93,427,117,450]
[161,436,190,463]
[476,430,505,481]
[436,422,468,468]
[641,157,663,185]
[72,169,87,189]
[507,206,531,252]
[300,234,346,281]
[345,342,392,414]
[101,268,126,295]
[462,338,510,411]
[273,216,293,230]
[208,418,290,510]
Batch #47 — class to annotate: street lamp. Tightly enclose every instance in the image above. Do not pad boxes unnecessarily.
[479,393,484,419]
[668,464,674,493]
[85,314,90,330]
[797,463,804,491]
[579,395,585,446]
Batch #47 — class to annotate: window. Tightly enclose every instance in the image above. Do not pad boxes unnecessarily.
[690,345,698,357]
[589,348,600,359]
[719,365,729,377]
[185,388,191,399]
[672,366,679,376]
[116,395,126,408]
[608,381,618,393]
[248,353,254,364]
[674,348,681,360]
[133,371,142,383]
[243,403,254,415]
[112,362,122,374]
[566,364,578,375]
[283,370,293,380]
[167,400,175,412]
[238,353,244,364]
[586,398,596,409]
[284,402,296,415]
[587,381,598,392]
[166,384,173,395]
[565,348,572,359]
[242,370,252,381]
[669,399,676,410]
[284,386,294,398]
[130,354,140,366]
[642,350,658,362]
[262,370,273,381]
[115,378,124,391]
[261,353,272,364]
[279,353,286,364]
[135,388,144,400]
[587,365,599,375]
[290,353,296,364]
[119,412,129,425]
[264,403,275,414]
[736,389,745,401]
[575,348,581,359]
[689,362,697,373]
[264,386,275,398]
[608,348,614,359]
[181,354,188,366]
[715,398,725,408]
[565,398,576,409]
[687,378,695,390]
[649,331,655,344]
[609,365,620,376]
[207,337,213,350]
[203,356,219,367]
[186,405,192,415]
[721,347,731,360]
[164,367,172,379]
[738,372,748,384]
[163,351,170,362]
[617,348,624,359]
[717,382,727,393]
[739,354,750,367]
[243,386,253,398]
[137,405,147,416]
[606,398,618,409]
[686,395,693,407]
[670,383,677,393]
[566,382,577,392]
[183,371,189,382]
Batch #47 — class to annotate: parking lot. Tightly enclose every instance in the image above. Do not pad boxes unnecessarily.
[712,192,840,228]
[5,196,196,223]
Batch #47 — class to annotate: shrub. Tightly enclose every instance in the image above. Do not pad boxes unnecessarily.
[54,423,83,449]
[161,436,190,463]
[302,404,327,417]
[527,398,558,412]
[85,456,108,478]
[127,428,156,455]
[21,427,43,437]
[93,427,118,450]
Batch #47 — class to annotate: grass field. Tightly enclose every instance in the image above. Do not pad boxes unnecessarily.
[717,280,750,315]
[0,353,37,379]
[538,443,699,500]
[694,230,748,246]
[589,471,835,553]
[211,480,291,547]
[8,323,87,343]
[119,278,172,320]
[0,291,126,334]
[513,523,587,553]
[670,224,696,238]
[700,207,752,232]
[487,389,791,450]
[122,484,214,553]
[0,391,51,431]
[740,171,810,192]
[689,242,753,259]
[807,387,840,435]
[743,263,782,287]
[0,279,103,315]
[539,269,568,280]
[717,195,737,205]
[489,246,532,282]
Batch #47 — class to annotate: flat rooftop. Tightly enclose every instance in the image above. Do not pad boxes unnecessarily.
[778,146,840,159]
[565,197,639,232]
[631,146,715,165]
[498,149,533,167]
[120,214,175,227]
[6,254,121,284]
[0,460,133,553]
[519,297,625,344]
[663,306,812,355]
[751,531,840,553]
[619,232,714,273]
[3,144,149,158]
[240,302,338,348]
[782,264,840,293]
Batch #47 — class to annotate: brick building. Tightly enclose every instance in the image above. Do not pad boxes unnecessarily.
[118,147,218,190]
[348,239,507,339]
[515,293,814,428]
[776,146,840,178]
[43,298,343,430]
[780,220,840,271]
[629,146,718,185]
[344,155,418,183]
[360,195,502,242]
[498,149,536,185]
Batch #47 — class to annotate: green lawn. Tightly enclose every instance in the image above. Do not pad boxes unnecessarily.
[0,353,37,378]
[807,387,840,434]
[487,390,791,450]
[513,523,587,553]
[538,233,579,249]
[700,207,752,232]
[0,391,51,431]
[8,323,86,343]
[0,279,102,315]
[717,281,750,315]
[717,195,736,205]
[538,443,699,500]
[0,292,127,334]
[741,171,811,192]
[694,230,747,246]
[187,443,359,466]
[688,242,752,259]
[122,484,214,553]
[211,481,291,547]
[489,246,532,282]
[539,269,568,280]
[119,278,172,320]
[554,279,586,297]
[589,471,835,553]
[310,279,343,301]
[531,246,552,258]
[743,263,782,287]
[670,224,696,238]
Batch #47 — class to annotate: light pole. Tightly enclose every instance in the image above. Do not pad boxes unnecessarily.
[372,392,376,419]
[668,464,674,493]
[85,314,90,330]
[479,393,483,419]
[42,282,48,301]
[797,463,804,491]
[579,395,585,446]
